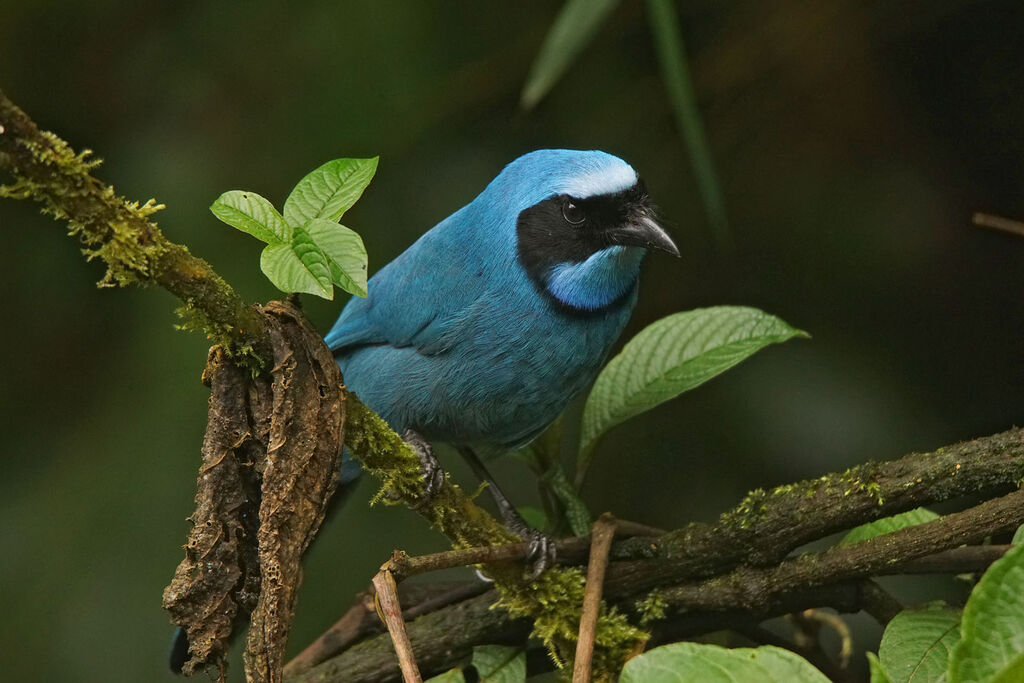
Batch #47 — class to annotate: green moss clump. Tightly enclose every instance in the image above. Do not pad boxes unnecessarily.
[2,132,169,288]
[719,488,769,530]
[636,589,668,627]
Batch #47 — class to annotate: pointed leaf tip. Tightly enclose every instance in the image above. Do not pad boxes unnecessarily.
[284,157,379,227]
[578,306,806,480]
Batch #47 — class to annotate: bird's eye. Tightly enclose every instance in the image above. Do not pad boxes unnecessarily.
[561,200,586,225]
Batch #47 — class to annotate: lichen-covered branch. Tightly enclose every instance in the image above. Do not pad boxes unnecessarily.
[0,88,269,363]
[610,426,1024,588]
[290,428,1024,682]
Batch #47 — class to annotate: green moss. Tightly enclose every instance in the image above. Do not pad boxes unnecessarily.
[719,488,769,530]
[174,302,262,373]
[837,463,884,504]
[2,132,169,288]
[495,567,647,677]
[636,589,668,627]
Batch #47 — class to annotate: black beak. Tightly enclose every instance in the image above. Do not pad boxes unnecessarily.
[610,214,680,257]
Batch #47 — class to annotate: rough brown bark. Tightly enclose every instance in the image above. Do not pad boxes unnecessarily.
[163,301,345,682]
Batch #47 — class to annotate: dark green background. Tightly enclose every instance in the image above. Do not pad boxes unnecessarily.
[2,1,1023,680]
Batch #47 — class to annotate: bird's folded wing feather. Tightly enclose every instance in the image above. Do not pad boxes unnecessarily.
[324,222,489,356]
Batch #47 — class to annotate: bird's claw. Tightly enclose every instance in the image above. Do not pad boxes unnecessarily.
[402,429,445,507]
[521,527,557,579]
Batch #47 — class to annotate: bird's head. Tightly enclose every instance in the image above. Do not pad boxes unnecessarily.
[481,149,678,312]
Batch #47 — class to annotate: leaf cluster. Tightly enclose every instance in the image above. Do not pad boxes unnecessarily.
[211,157,377,300]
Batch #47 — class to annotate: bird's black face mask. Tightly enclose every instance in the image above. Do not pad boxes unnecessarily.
[516,180,679,292]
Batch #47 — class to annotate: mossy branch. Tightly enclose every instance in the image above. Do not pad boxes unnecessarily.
[344,395,647,675]
[0,88,269,364]
[290,428,1024,681]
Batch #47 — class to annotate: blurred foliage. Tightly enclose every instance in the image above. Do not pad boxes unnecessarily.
[2,1,1024,681]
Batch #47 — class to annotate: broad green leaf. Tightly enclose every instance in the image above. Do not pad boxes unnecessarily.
[284,157,378,227]
[869,653,896,683]
[840,508,940,547]
[305,218,368,297]
[210,190,290,244]
[646,0,729,247]
[949,542,1024,682]
[620,642,828,682]
[259,227,333,299]
[424,670,465,683]
[578,307,807,467]
[1012,524,1024,545]
[878,604,960,682]
[472,645,525,683]
[520,0,621,109]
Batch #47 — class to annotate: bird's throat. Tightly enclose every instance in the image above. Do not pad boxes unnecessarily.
[544,246,644,311]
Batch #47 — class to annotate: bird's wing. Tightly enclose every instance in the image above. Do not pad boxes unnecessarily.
[324,221,489,356]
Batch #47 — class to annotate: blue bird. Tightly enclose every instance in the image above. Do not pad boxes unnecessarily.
[170,149,675,673]
[326,149,678,572]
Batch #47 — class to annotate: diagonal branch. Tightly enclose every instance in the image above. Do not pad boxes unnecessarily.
[0,88,269,362]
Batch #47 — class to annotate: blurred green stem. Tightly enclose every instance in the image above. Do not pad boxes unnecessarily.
[646,0,731,248]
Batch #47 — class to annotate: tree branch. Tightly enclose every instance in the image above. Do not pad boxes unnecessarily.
[289,428,1024,682]
[0,88,270,363]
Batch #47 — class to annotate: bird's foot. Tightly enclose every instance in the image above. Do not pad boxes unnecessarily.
[402,429,445,507]
[502,512,557,579]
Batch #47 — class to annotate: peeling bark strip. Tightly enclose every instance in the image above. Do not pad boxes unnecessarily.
[162,301,344,682]
[161,349,266,674]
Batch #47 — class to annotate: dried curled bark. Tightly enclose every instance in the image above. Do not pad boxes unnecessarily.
[162,300,344,682]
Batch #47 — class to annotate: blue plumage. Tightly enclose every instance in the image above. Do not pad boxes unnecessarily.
[327,149,676,467]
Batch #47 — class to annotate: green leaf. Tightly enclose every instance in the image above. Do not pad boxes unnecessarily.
[259,227,333,299]
[520,0,621,109]
[284,157,378,227]
[840,508,940,547]
[578,307,807,472]
[517,506,549,532]
[210,190,290,244]
[305,218,368,297]
[620,642,828,682]
[869,653,896,683]
[424,670,465,683]
[543,465,592,536]
[1012,524,1024,546]
[949,542,1024,682]
[472,645,525,683]
[645,0,729,247]
[877,604,960,682]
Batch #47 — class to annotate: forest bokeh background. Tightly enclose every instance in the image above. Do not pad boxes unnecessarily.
[2,1,1023,680]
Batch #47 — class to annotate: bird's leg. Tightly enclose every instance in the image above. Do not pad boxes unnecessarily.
[402,429,445,506]
[457,446,556,578]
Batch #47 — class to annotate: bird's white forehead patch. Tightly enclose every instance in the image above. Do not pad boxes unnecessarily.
[561,162,638,199]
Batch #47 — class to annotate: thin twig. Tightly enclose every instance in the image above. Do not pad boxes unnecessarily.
[973,212,1024,238]
[380,521,660,582]
[371,570,422,683]
[798,609,853,668]
[736,625,857,683]
[573,513,617,683]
